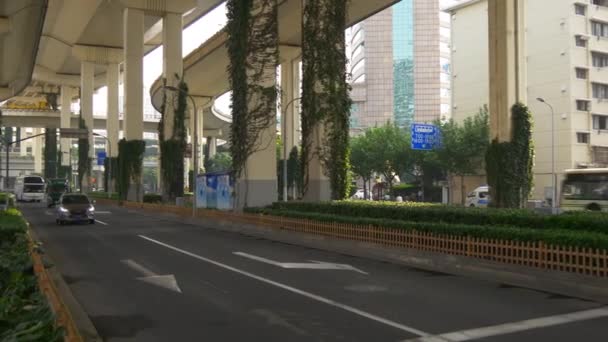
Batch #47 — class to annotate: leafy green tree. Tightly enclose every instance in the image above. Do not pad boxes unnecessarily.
[350,134,375,199]
[436,106,489,204]
[365,122,410,192]
[206,153,233,173]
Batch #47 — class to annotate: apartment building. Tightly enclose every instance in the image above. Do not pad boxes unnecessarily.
[448,0,608,202]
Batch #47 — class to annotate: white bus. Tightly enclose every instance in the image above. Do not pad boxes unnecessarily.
[561,168,608,212]
[15,175,46,202]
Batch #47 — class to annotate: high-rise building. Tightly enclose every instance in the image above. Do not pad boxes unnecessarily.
[448,0,608,202]
[348,0,452,132]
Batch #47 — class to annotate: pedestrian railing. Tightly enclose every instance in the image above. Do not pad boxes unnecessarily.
[113,200,608,278]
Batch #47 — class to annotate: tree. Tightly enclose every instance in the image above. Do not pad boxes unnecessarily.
[436,106,490,204]
[206,153,233,173]
[364,122,410,192]
[350,134,374,199]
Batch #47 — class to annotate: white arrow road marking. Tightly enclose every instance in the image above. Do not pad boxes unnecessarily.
[45,210,54,216]
[139,235,427,337]
[233,252,368,275]
[95,219,109,226]
[121,259,182,293]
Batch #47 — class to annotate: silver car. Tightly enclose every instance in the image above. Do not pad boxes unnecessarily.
[56,193,96,225]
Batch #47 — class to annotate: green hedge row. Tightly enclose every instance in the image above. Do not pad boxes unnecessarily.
[143,194,162,203]
[0,209,63,341]
[88,192,119,201]
[268,201,608,235]
[247,208,608,250]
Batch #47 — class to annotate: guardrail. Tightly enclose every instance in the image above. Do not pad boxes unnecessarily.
[102,200,608,278]
[28,232,82,342]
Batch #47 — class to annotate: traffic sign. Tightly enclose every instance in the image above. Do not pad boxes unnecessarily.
[60,128,88,139]
[97,152,106,166]
[411,123,441,151]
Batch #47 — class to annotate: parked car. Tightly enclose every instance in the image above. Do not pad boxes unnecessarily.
[465,186,490,208]
[56,193,96,225]
[352,189,371,200]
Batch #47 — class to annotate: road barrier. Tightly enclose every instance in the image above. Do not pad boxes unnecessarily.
[103,200,608,278]
[28,231,83,342]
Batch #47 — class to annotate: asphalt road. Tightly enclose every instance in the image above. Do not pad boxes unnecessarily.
[20,202,608,342]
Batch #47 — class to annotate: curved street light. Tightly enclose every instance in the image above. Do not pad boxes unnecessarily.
[536,97,557,214]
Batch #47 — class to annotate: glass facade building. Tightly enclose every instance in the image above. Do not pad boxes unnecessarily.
[393,0,415,127]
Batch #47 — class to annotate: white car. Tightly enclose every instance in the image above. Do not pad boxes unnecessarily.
[351,189,365,200]
[465,186,490,208]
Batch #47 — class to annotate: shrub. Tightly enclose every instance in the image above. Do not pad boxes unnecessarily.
[0,210,63,341]
[246,208,608,250]
[267,201,608,234]
[143,193,163,204]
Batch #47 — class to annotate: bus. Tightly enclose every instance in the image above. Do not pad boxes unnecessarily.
[561,168,608,212]
[15,175,46,202]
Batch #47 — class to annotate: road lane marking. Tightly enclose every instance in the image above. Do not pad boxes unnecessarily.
[95,211,112,214]
[234,252,368,274]
[403,307,608,342]
[121,259,182,293]
[139,235,427,337]
[95,219,109,225]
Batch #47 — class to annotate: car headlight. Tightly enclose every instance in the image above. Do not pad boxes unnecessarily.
[59,206,69,213]
[87,206,95,213]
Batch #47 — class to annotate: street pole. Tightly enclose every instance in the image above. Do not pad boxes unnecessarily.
[537,98,557,214]
[282,97,301,202]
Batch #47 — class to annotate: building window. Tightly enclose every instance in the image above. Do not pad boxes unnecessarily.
[575,35,587,47]
[592,52,608,67]
[575,4,586,15]
[577,132,590,144]
[592,21,608,38]
[576,67,588,79]
[592,0,608,7]
[592,83,608,99]
[577,100,591,111]
[593,114,608,130]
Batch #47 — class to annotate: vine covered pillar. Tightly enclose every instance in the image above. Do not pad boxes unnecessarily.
[60,86,73,166]
[227,0,279,209]
[162,11,184,140]
[33,128,42,174]
[300,0,351,201]
[488,0,526,142]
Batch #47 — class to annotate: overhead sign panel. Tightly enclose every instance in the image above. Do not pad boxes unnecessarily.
[411,124,441,151]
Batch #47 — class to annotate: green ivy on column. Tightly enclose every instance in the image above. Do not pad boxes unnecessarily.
[44,128,58,179]
[117,139,146,201]
[485,103,534,208]
[77,118,90,192]
[301,0,352,200]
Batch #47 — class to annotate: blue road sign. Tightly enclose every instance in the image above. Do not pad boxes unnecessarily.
[97,151,107,166]
[411,124,441,151]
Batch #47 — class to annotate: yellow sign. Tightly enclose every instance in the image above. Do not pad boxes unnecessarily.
[5,101,49,110]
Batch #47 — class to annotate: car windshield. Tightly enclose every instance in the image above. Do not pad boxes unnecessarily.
[24,177,44,184]
[62,195,90,205]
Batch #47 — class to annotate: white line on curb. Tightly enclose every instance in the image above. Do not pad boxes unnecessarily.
[139,235,428,337]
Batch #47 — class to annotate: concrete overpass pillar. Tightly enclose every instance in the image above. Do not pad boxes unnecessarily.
[162,12,183,140]
[488,0,526,142]
[107,63,120,157]
[20,128,27,157]
[123,7,144,141]
[33,128,42,174]
[60,86,72,166]
[281,55,301,199]
[208,137,217,158]
[81,61,95,157]
[302,125,331,201]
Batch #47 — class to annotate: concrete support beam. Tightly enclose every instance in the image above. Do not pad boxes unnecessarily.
[302,124,331,201]
[120,0,196,15]
[123,8,144,141]
[60,86,73,166]
[33,128,42,174]
[20,128,27,157]
[162,11,183,139]
[80,61,95,157]
[208,137,217,158]
[0,16,10,34]
[72,45,123,65]
[107,63,120,157]
[488,0,526,142]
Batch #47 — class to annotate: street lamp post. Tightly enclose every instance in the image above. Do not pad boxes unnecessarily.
[536,97,558,214]
[163,85,212,217]
[93,133,111,199]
